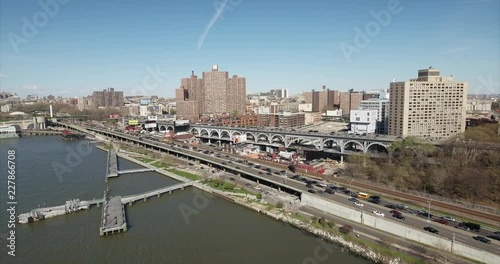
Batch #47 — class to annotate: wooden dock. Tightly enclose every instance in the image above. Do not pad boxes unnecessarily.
[100,196,127,236]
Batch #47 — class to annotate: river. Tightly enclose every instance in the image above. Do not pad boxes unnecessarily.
[0,136,370,264]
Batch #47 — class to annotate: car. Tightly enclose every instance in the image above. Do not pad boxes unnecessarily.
[307,189,316,194]
[456,225,470,231]
[473,236,491,244]
[441,216,456,222]
[393,214,405,220]
[423,226,439,234]
[235,166,240,169]
[245,183,251,186]
[254,186,261,190]
[386,204,397,209]
[324,188,335,195]
[229,177,235,181]
[258,171,263,174]
[266,172,272,175]
[433,219,448,225]
[487,235,500,241]
[494,231,500,235]
[395,204,408,210]
[318,191,325,195]
[372,211,385,217]
[348,198,358,203]
[354,201,364,207]
[390,210,401,215]
[317,182,328,187]
[306,183,313,188]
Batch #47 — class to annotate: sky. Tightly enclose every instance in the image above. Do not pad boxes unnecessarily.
[0,0,499,98]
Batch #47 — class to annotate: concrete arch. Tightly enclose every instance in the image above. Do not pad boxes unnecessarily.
[271,134,285,143]
[166,126,174,131]
[231,131,241,138]
[256,133,270,143]
[322,139,342,151]
[200,129,209,137]
[159,125,166,131]
[220,131,231,139]
[190,127,199,135]
[244,132,256,142]
[210,130,220,139]
[27,123,35,129]
[343,140,365,153]
[287,137,318,149]
[366,142,389,154]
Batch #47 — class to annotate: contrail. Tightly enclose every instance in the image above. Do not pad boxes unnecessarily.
[197,0,229,50]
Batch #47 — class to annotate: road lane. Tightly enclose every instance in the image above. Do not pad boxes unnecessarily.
[78,125,500,254]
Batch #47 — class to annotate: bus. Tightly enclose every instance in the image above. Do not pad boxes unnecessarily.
[357,192,370,199]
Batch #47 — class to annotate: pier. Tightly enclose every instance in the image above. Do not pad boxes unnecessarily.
[100,196,127,236]
[20,129,62,136]
[121,181,193,204]
[106,149,119,178]
[116,168,156,175]
[105,147,154,178]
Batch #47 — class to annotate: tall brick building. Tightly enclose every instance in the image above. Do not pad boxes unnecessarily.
[176,65,246,121]
[92,88,124,108]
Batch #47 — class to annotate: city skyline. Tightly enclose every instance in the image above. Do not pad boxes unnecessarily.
[1,0,499,98]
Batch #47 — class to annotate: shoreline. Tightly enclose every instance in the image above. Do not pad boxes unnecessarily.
[103,143,410,264]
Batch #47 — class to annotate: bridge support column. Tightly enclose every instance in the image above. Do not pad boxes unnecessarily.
[157,193,160,198]
[129,201,133,206]
[340,156,344,163]
[169,190,172,194]
[143,197,147,202]
[278,186,281,192]
[181,187,184,190]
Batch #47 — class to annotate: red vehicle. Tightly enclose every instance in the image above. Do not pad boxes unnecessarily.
[433,219,448,225]
[390,210,401,215]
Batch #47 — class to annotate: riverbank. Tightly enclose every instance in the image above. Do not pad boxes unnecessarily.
[105,143,428,264]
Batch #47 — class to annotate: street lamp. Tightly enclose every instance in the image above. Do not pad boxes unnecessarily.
[427,199,432,222]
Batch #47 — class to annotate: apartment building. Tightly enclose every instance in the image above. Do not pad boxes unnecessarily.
[349,109,378,134]
[176,65,246,120]
[92,88,124,108]
[388,68,467,141]
[360,99,389,134]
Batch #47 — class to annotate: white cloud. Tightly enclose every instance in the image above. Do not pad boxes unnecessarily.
[197,0,229,50]
[24,85,39,90]
[441,47,468,54]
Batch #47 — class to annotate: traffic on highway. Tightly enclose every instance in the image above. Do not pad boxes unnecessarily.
[76,124,500,254]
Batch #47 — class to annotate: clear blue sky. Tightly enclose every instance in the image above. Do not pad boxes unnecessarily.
[1,0,499,98]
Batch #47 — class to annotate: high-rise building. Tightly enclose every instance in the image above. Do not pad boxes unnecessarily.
[388,68,467,141]
[339,90,362,116]
[310,86,339,113]
[176,65,246,120]
[92,88,124,108]
[270,89,289,98]
[360,99,389,134]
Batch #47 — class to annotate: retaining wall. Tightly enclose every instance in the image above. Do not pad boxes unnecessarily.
[301,193,500,264]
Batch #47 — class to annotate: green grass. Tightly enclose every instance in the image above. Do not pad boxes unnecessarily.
[136,157,155,163]
[151,161,170,169]
[168,168,200,181]
[203,179,257,196]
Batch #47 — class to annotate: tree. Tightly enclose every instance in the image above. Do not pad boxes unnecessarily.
[256,193,262,200]
[276,201,284,208]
